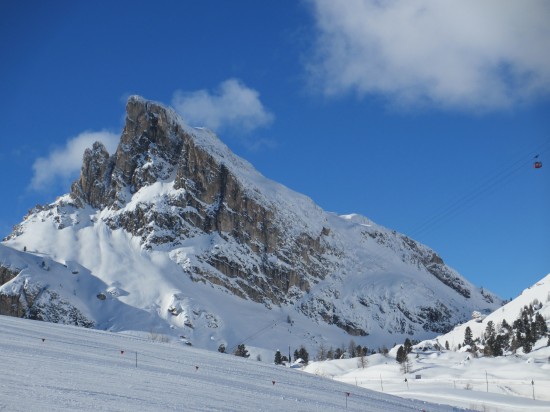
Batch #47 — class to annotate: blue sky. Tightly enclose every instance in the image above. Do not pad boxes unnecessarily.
[1,0,549,300]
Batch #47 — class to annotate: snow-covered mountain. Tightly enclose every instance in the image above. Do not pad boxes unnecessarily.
[422,272,550,352]
[1,96,501,353]
[301,273,550,412]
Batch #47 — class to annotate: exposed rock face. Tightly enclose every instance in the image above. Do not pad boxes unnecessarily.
[0,263,93,327]
[0,266,19,286]
[0,266,23,316]
[4,96,502,340]
[70,97,331,306]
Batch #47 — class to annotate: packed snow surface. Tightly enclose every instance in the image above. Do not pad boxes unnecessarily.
[0,315,464,412]
[304,343,550,412]
[303,273,550,412]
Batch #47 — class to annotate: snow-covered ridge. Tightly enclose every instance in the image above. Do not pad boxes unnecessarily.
[428,273,550,350]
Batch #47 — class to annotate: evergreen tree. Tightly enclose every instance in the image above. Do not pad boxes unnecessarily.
[218,343,226,353]
[500,319,511,332]
[233,344,250,358]
[396,346,407,364]
[493,334,505,357]
[274,350,283,365]
[403,338,413,354]
[348,339,357,358]
[464,326,474,347]
[485,321,496,341]
[534,313,548,340]
[294,345,309,364]
[483,320,498,357]
[445,340,450,350]
[523,327,533,353]
[396,345,410,374]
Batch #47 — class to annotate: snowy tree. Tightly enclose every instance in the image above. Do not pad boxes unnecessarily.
[294,345,309,364]
[348,339,357,358]
[395,345,411,374]
[484,321,496,341]
[395,346,407,364]
[233,344,249,358]
[403,338,413,354]
[274,350,282,365]
[464,326,474,347]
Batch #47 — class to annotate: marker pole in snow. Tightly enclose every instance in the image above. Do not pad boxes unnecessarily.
[379,374,384,392]
[344,392,350,409]
[532,380,535,400]
[485,370,488,393]
[135,352,138,368]
[288,345,291,365]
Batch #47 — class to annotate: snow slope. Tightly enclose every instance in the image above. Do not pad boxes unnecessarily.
[0,243,360,354]
[304,342,550,412]
[0,315,464,412]
[428,273,550,350]
[302,273,550,412]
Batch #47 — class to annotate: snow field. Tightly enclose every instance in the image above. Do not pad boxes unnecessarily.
[304,347,550,412]
[0,315,466,412]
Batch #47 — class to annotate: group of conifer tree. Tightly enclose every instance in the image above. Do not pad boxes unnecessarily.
[457,302,548,356]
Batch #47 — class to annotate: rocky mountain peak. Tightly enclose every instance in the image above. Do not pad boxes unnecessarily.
[1,96,502,349]
[71,96,185,209]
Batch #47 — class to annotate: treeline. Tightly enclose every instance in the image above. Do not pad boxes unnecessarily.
[457,301,549,356]
[314,339,370,361]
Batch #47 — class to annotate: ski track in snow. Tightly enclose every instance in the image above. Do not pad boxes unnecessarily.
[0,315,463,412]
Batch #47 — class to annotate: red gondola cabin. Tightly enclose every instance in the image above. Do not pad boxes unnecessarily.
[534,161,542,169]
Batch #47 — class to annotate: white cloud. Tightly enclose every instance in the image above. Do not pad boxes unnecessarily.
[307,0,550,110]
[30,130,118,191]
[171,79,274,132]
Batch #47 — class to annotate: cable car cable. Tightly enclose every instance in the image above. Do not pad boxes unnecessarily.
[408,141,549,239]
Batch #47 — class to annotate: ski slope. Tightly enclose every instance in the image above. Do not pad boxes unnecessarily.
[303,274,550,412]
[304,340,550,412]
[0,315,465,412]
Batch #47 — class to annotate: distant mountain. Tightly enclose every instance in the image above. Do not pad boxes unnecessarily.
[0,96,501,352]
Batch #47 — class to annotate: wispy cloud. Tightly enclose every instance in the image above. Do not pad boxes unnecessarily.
[30,130,118,192]
[307,0,550,111]
[171,79,274,132]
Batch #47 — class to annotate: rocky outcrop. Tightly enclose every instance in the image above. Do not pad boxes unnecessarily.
[69,97,331,306]
[0,265,19,286]
[0,277,94,328]
[0,266,23,316]
[71,142,113,209]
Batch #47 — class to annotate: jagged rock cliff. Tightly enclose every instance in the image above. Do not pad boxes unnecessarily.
[69,97,332,306]
[2,96,502,350]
